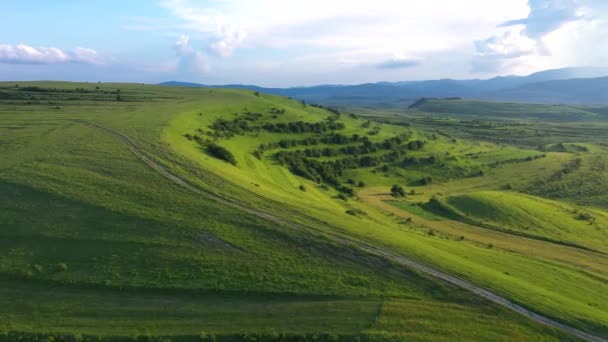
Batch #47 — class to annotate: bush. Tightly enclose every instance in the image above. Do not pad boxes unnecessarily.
[358,181,366,187]
[346,209,366,217]
[345,209,357,216]
[326,333,339,342]
[298,185,306,192]
[206,143,237,165]
[390,185,406,197]
[420,176,433,185]
[55,262,68,272]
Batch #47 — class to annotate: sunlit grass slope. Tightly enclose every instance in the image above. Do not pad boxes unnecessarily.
[437,191,608,253]
[0,82,605,340]
[161,87,608,337]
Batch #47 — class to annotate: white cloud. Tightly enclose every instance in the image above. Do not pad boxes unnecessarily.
[161,0,529,63]
[174,34,209,73]
[473,0,608,74]
[211,21,247,57]
[0,44,106,65]
[376,54,421,70]
[158,0,608,82]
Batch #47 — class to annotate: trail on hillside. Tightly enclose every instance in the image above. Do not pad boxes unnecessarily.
[78,120,605,342]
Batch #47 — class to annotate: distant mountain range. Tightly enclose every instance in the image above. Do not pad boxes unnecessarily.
[160,67,608,107]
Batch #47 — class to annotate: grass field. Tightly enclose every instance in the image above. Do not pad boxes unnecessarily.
[1,82,607,340]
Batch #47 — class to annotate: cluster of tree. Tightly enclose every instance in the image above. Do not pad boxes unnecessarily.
[208,112,263,138]
[261,120,345,134]
[276,151,342,184]
[309,103,340,115]
[486,154,545,168]
[408,97,462,109]
[209,118,253,138]
[275,150,408,184]
[402,155,438,166]
[270,107,286,115]
[391,184,406,197]
[254,133,361,159]
[17,86,121,94]
[293,138,414,158]
[548,157,581,181]
[259,133,366,153]
[257,132,423,163]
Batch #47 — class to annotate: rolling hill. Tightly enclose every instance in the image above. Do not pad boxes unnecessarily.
[161,67,608,107]
[1,82,608,341]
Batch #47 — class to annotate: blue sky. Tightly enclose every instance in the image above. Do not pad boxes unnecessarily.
[1,0,606,86]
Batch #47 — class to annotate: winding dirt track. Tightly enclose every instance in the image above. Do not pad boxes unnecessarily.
[81,120,605,342]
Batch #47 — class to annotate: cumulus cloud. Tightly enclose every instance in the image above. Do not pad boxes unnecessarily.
[158,0,607,82]
[174,35,209,73]
[161,0,247,58]
[0,44,106,65]
[161,0,528,62]
[500,0,583,38]
[211,22,247,57]
[472,29,539,72]
[472,0,606,73]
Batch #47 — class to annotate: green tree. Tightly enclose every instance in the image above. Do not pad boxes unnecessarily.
[390,184,406,197]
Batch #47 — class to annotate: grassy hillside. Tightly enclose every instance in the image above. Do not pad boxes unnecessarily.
[408,98,600,121]
[1,82,607,340]
[436,191,608,253]
[528,144,608,208]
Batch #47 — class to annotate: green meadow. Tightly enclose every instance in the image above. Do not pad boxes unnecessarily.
[1,82,607,340]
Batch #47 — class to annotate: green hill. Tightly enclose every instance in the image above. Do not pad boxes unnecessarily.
[436,191,608,253]
[409,98,599,121]
[1,82,607,340]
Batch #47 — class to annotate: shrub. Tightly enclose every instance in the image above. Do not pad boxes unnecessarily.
[206,143,237,165]
[326,333,339,342]
[199,330,216,342]
[420,176,433,185]
[336,185,355,196]
[346,209,366,217]
[56,262,68,272]
[345,209,357,216]
[252,149,263,160]
[358,181,366,187]
[390,185,406,197]
[298,185,306,192]
[337,193,348,201]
